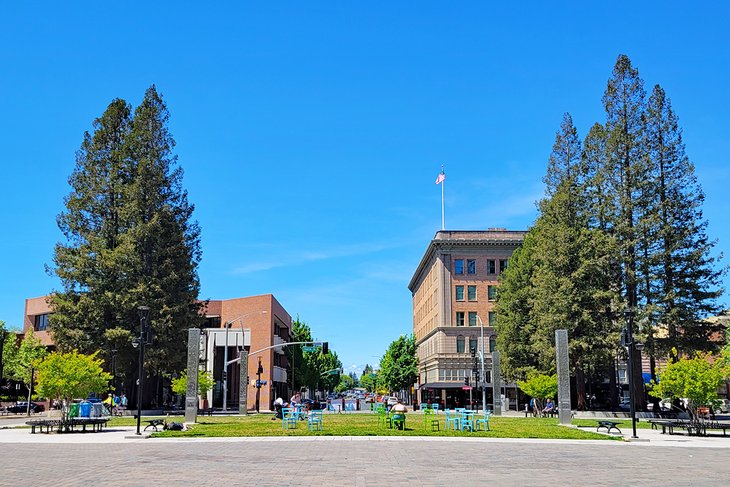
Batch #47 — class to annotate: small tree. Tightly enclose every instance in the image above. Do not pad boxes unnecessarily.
[517,372,558,414]
[34,350,111,421]
[171,370,214,399]
[649,354,728,420]
[6,330,47,414]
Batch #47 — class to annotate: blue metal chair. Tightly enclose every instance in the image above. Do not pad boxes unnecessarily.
[281,407,298,429]
[460,410,475,432]
[420,403,428,411]
[445,410,460,431]
[431,403,440,414]
[476,410,491,431]
[307,410,323,431]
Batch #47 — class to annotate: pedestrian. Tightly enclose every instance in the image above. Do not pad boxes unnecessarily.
[120,393,128,415]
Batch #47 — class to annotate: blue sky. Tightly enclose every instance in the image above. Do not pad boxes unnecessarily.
[2,2,729,375]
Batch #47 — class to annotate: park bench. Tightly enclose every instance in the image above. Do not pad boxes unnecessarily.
[144,419,165,431]
[26,419,63,434]
[596,421,622,434]
[69,418,109,432]
[199,408,214,416]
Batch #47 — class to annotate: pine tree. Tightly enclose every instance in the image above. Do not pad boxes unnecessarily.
[644,84,725,357]
[49,87,203,401]
[494,231,539,380]
[600,54,651,408]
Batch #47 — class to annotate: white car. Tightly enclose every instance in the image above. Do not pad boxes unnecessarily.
[386,396,398,406]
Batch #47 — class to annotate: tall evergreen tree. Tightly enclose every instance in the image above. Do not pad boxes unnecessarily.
[49,87,203,402]
[600,54,651,407]
[494,231,539,380]
[644,84,725,357]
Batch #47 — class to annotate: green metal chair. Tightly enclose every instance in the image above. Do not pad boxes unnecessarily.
[423,408,439,431]
[377,408,392,428]
[392,413,406,430]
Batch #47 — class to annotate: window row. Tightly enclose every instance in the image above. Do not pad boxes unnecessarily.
[455,335,497,353]
[455,311,496,327]
[455,285,497,302]
[438,369,493,382]
[454,258,508,275]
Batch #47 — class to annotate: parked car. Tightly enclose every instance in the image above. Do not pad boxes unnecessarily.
[618,398,631,411]
[301,399,324,410]
[386,396,398,407]
[715,398,730,413]
[7,401,45,413]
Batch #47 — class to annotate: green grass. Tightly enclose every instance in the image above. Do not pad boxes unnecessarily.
[107,413,620,440]
[572,418,652,430]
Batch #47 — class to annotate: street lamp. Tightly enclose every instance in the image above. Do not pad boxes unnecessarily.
[111,349,118,396]
[134,306,151,436]
[222,310,267,413]
[622,307,644,439]
[476,315,488,414]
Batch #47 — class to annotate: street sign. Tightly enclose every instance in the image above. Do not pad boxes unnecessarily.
[302,346,317,352]
[461,386,473,391]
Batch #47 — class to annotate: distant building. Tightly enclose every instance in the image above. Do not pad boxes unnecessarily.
[23,294,292,411]
[408,229,526,410]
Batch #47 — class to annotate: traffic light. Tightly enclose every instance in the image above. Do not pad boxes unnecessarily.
[464,377,470,386]
[321,342,329,354]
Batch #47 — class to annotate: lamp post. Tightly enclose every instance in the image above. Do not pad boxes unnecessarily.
[134,306,151,436]
[622,307,644,439]
[476,316,487,414]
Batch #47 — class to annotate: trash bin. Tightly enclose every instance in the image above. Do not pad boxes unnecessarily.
[69,403,80,418]
[92,403,103,417]
[79,401,92,418]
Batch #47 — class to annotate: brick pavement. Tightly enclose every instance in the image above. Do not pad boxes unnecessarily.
[1,435,729,486]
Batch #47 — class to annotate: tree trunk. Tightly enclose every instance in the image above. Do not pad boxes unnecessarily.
[575,366,587,411]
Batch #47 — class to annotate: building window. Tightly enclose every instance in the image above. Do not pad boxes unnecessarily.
[456,312,465,326]
[456,336,465,353]
[487,260,497,274]
[467,285,477,301]
[204,316,221,328]
[34,314,49,331]
[467,259,476,274]
[489,335,497,353]
[488,311,496,325]
[455,259,464,275]
[469,337,478,353]
[499,259,509,273]
[487,285,496,301]
[455,285,465,301]
[468,312,477,326]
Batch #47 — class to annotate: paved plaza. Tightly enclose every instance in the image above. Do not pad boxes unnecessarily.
[1,423,729,486]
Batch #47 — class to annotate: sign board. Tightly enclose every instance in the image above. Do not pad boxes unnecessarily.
[461,386,473,391]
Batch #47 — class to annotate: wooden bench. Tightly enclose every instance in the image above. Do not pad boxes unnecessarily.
[596,421,622,434]
[199,408,214,416]
[144,419,165,431]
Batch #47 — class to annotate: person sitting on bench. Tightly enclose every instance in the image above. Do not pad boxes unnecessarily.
[543,398,555,416]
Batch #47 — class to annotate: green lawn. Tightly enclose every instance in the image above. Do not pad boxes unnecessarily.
[108,413,620,440]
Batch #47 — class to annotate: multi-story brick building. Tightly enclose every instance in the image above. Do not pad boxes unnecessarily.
[23,293,291,411]
[409,229,526,410]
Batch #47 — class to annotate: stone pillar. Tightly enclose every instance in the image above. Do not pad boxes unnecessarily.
[555,329,571,425]
[491,350,501,416]
[185,328,200,423]
[239,349,249,415]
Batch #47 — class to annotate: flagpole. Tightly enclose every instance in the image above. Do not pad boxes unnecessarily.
[441,177,445,230]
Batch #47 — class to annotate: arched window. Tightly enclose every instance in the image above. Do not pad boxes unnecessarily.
[456,335,465,353]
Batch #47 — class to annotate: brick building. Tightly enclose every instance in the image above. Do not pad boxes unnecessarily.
[408,229,526,409]
[23,293,292,412]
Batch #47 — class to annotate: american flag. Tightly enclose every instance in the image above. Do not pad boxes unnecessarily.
[435,171,446,185]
